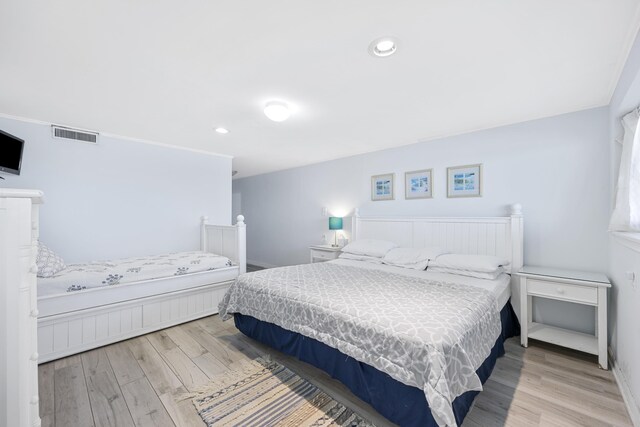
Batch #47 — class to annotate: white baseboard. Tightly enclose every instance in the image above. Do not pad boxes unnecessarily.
[610,347,640,426]
[247,259,279,269]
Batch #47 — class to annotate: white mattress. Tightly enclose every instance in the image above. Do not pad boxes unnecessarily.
[38,251,233,298]
[329,258,511,309]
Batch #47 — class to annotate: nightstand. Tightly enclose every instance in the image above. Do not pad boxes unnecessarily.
[518,266,611,369]
[309,245,342,263]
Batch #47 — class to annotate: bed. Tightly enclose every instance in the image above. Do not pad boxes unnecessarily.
[36,215,246,363]
[219,206,523,427]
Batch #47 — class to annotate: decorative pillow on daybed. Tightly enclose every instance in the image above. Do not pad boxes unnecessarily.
[382,247,449,270]
[341,239,398,258]
[338,252,384,263]
[36,242,66,278]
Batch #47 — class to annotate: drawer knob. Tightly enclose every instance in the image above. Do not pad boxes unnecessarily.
[30,266,38,274]
[30,395,39,405]
[31,309,39,317]
[556,287,565,294]
[30,352,39,361]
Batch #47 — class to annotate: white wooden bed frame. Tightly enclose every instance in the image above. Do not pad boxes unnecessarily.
[37,215,246,363]
[352,203,524,320]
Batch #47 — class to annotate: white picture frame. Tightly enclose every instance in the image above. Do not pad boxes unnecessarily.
[447,164,482,198]
[405,169,433,199]
[371,173,394,201]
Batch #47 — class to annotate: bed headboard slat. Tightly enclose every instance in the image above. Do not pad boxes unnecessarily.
[352,204,524,321]
[200,215,246,274]
[352,204,523,270]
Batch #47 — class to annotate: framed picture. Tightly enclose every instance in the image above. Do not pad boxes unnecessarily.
[405,169,433,199]
[371,173,394,201]
[447,164,482,198]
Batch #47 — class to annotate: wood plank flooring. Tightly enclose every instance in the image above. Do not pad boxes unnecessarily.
[39,314,633,427]
[246,264,264,273]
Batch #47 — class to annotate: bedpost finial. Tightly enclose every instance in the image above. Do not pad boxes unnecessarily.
[201,215,209,224]
[509,203,523,216]
[236,214,245,225]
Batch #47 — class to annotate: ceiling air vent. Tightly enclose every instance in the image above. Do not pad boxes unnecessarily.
[51,125,99,144]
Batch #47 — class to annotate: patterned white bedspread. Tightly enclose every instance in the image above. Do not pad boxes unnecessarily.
[219,262,502,427]
[38,251,233,297]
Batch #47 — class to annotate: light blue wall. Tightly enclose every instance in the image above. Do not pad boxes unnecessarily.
[235,107,610,272]
[0,115,232,263]
[234,107,611,334]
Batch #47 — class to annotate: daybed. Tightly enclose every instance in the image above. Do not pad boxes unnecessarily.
[37,215,246,363]
[219,206,523,427]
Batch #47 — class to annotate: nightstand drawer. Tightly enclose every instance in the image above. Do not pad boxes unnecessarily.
[527,279,598,304]
[311,250,338,260]
[309,245,342,263]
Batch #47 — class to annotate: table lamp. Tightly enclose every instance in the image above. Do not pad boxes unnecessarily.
[329,217,343,247]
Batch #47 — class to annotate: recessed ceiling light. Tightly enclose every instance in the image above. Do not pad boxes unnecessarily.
[369,37,398,57]
[215,127,229,134]
[264,101,291,122]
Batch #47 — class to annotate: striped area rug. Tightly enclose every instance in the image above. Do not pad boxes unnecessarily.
[191,358,376,426]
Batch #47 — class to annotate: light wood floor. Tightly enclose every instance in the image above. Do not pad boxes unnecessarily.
[38,314,633,427]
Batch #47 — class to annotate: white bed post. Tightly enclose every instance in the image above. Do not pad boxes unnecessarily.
[200,216,209,251]
[351,208,360,242]
[509,203,524,325]
[236,215,247,274]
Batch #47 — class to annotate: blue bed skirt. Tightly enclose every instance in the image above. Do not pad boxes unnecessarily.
[234,301,519,427]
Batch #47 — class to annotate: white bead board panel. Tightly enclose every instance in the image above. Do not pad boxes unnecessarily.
[205,226,238,262]
[201,214,247,274]
[356,219,511,260]
[351,205,525,323]
[37,281,232,363]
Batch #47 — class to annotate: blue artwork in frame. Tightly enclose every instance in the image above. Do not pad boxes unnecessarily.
[405,169,433,199]
[371,173,394,201]
[447,164,482,198]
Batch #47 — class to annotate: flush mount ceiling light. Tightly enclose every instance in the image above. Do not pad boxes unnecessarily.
[368,37,398,57]
[215,127,229,134]
[264,101,291,122]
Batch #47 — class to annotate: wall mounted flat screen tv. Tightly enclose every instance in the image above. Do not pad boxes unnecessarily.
[0,129,25,175]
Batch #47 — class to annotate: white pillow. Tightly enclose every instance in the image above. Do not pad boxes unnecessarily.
[428,253,510,273]
[338,253,383,264]
[382,247,449,270]
[36,242,66,278]
[341,239,398,258]
[427,266,505,280]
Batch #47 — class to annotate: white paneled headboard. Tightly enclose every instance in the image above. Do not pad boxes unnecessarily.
[352,204,524,320]
[201,215,247,274]
[351,204,523,273]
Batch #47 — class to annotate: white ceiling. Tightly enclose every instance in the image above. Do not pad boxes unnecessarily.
[1,1,639,178]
